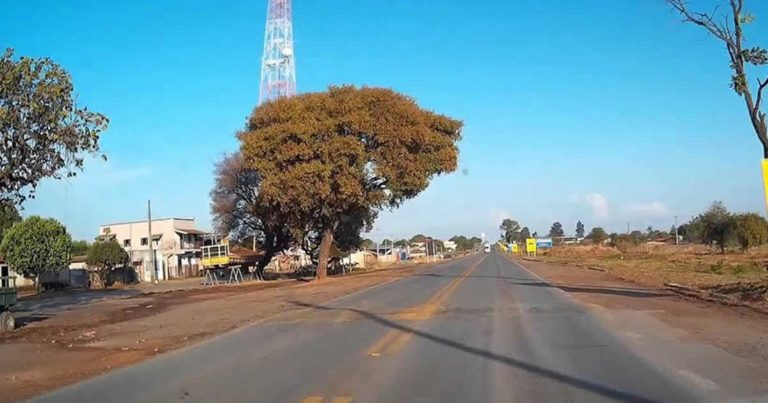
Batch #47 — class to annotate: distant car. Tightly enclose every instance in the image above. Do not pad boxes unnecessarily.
[483,243,491,253]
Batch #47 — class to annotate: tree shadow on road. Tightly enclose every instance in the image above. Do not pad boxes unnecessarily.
[359,272,669,299]
[288,300,660,403]
[506,279,669,299]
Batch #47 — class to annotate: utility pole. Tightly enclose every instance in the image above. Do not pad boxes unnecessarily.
[626,222,630,235]
[674,215,679,246]
[148,200,157,284]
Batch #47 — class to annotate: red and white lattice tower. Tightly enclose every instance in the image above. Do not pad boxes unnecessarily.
[259,0,296,104]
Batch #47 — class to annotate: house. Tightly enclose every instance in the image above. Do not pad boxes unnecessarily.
[0,257,34,288]
[366,245,401,264]
[443,241,457,252]
[97,218,209,282]
[341,250,378,269]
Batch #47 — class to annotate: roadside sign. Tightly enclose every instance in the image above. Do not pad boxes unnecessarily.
[536,238,553,249]
[762,159,768,213]
[511,243,519,254]
[525,238,537,254]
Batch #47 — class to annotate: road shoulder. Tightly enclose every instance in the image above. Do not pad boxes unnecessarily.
[0,258,466,402]
[509,256,768,396]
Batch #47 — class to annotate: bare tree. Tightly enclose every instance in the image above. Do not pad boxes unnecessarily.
[668,0,768,156]
[210,153,292,281]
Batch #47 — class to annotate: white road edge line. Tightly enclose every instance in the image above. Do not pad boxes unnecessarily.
[503,254,575,300]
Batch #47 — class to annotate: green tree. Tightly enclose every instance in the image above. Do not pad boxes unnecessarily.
[0,204,21,242]
[449,235,470,251]
[629,230,645,243]
[519,227,531,240]
[549,222,564,238]
[499,219,521,243]
[362,238,375,249]
[241,86,462,279]
[85,240,129,288]
[71,240,91,257]
[210,152,293,280]
[691,201,737,253]
[575,220,585,238]
[668,0,768,157]
[410,234,427,244]
[587,227,608,245]
[394,239,409,247]
[733,213,768,250]
[0,216,71,292]
[0,49,108,205]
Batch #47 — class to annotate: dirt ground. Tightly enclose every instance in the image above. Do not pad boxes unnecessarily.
[0,263,426,402]
[539,244,768,310]
[513,256,768,367]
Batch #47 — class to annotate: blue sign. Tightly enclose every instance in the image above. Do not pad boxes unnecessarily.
[536,238,553,249]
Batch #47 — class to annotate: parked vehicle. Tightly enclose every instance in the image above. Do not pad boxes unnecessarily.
[0,274,17,332]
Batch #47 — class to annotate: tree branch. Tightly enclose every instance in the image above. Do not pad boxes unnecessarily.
[667,0,730,42]
[754,77,768,114]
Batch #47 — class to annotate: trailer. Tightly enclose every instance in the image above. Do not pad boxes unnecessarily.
[0,275,17,332]
[201,243,244,286]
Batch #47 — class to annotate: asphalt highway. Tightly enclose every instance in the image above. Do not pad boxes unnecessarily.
[31,252,766,402]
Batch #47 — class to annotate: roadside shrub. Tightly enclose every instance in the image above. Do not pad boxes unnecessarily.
[587,227,608,245]
[709,260,725,275]
[733,213,768,251]
[688,201,737,253]
[611,234,643,252]
[86,239,129,288]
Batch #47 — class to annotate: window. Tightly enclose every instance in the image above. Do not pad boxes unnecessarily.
[141,237,148,246]
[123,239,131,247]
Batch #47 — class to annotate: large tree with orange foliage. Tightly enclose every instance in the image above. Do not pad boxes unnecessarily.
[240,86,462,279]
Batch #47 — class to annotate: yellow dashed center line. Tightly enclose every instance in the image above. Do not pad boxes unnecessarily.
[300,396,353,403]
[365,255,486,357]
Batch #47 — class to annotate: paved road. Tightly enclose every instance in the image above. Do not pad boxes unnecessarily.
[31,252,764,402]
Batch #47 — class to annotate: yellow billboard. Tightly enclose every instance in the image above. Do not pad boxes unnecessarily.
[526,238,537,254]
[762,159,768,213]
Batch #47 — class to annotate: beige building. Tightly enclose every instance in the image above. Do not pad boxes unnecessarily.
[0,261,34,288]
[98,218,208,282]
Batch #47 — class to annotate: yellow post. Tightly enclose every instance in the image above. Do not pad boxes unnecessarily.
[762,159,768,213]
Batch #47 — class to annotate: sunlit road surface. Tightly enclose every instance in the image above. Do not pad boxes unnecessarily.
[31,252,762,402]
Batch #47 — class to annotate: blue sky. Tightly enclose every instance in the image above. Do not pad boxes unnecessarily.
[4,0,768,242]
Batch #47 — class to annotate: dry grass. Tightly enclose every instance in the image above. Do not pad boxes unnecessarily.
[540,244,768,288]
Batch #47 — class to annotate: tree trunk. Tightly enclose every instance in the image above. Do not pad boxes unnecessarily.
[316,228,333,280]
[256,248,276,281]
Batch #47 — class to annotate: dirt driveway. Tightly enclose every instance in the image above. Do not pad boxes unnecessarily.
[0,264,425,402]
